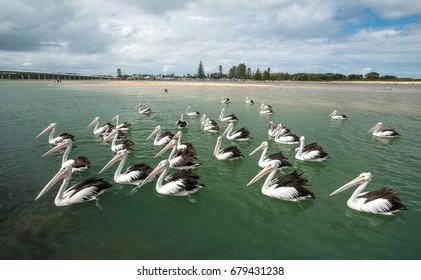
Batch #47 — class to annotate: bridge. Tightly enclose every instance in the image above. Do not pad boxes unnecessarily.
[0,70,116,81]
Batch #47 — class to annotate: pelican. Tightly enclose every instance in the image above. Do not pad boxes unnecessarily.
[135,103,151,115]
[35,165,112,207]
[247,164,315,201]
[103,129,135,153]
[137,159,206,196]
[330,172,407,215]
[185,106,200,117]
[200,114,220,133]
[155,139,200,170]
[111,115,131,131]
[219,108,238,122]
[99,149,154,186]
[273,123,291,136]
[329,110,348,119]
[249,141,292,170]
[259,103,275,115]
[367,122,400,137]
[222,122,251,141]
[221,96,230,104]
[214,136,244,160]
[36,123,75,145]
[175,114,188,129]
[274,130,300,145]
[146,125,175,146]
[246,97,254,105]
[42,139,91,172]
[295,136,329,161]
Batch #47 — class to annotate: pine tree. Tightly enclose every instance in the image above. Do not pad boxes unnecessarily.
[197,61,205,79]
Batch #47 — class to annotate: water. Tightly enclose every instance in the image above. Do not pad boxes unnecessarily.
[1,80,421,260]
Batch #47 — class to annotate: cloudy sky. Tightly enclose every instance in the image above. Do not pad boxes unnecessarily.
[1,0,421,78]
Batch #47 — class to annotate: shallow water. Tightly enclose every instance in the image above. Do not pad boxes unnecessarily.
[1,80,420,260]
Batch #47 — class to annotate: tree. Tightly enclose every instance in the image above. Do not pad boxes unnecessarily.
[237,63,247,79]
[365,72,380,80]
[117,68,122,79]
[197,61,205,79]
[262,67,271,80]
[254,68,262,80]
[218,65,223,76]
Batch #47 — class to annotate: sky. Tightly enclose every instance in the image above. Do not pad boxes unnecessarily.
[1,0,421,78]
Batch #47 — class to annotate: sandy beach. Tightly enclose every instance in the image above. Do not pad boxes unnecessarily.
[63,79,421,91]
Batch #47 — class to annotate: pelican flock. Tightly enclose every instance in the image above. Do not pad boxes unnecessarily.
[34,93,406,219]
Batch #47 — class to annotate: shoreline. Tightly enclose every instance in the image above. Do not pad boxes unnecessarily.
[61,79,421,89]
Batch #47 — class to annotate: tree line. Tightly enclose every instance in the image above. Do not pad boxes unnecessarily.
[194,61,416,82]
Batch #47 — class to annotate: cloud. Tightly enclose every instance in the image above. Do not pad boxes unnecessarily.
[1,0,421,78]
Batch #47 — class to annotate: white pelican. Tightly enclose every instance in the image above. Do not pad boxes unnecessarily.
[36,123,75,145]
[247,164,315,201]
[99,149,154,186]
[111,115,131,131]
[200,114,220,133]
[274,130,300,145]
[367,122,400,137]
[214,136,244,160]
[222,122,251,141]
[246,97,254,104]
[185,106,200,117]
[135,103,152,115]
[329,110,348,119]
[155,139,200,170]
[86,117,109,137]
[137,159,206,196]
[175,114,188,129]
[42,139,91,172]
[273,123,291,136]
[249,141,292,170]
[219,108,238,122]
[35,165,112,207]
[295,136,329,161]
[103,129,135,153]
[146,125,175,146]
[329,172,407,215]
[221,96,230,104]
[259,101,274,114]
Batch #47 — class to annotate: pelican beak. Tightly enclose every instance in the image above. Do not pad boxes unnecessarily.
[155,140,175,158]
[86,118,98,129]
[35,124,53,139]
[98,153,123,174]
[246,165,273,186]
[329,176,365,196]
[102,130,116,143]
[42,141,66,157]
[249,143,265,156]
[328,111,335,117]
[222,123,232,138]
[367,122,381,133]
[35,168,68,201]
[138,161,165,188]
[111,115,119,122]
[146,127,158,140]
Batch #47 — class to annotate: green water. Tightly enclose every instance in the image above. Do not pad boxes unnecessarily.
[1,80,420,260]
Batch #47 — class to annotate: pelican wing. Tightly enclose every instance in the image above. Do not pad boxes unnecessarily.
[66,178,112,200]
[358,187,407,212]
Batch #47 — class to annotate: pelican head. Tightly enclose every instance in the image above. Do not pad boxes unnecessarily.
[36,123,57,138]
[222,122,234,137]
[86,117,100,129]
[367,122,383,133]
[146,126,161,140]
[328,110,337,117]
[98,150,127,174]
[102,129,117,143]
[213,136,223,157]
[42,138,73,157]
[249,141,268,156]
[111,115,119,122]
[246,162,275,186]
[329,172,372,196]
[155,139,177,158]
[35,166,71,201]
[138,159,169,188]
